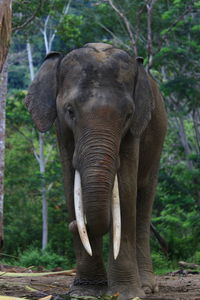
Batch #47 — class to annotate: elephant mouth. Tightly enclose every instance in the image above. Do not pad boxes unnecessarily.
[74,170,121,259]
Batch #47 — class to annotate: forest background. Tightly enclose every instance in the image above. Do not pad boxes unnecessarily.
[0,0,200,273]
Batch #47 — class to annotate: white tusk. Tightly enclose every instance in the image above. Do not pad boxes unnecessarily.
[84,214,87,225]
[74,170,92,256]
[112,174,121,260]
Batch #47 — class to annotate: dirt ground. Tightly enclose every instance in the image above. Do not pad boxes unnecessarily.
[0,265,200,300]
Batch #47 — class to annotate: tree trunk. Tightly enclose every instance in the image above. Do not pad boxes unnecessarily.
[145,0,158,70]
[0,0,12,72]
[192,108,200,155]
[26,41,48,250]
[39,132,48,250]
[176,116,193,170]
[150,223,169,256]
[0,59,8,248]
[0,0,11,249]
[107,0,138,55]
[26,42,34,81]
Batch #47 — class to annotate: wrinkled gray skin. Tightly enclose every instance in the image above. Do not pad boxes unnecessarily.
[25,43,167,300]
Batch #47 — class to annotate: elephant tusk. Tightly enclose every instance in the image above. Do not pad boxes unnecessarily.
[112,174,121,260]
[74,170,93,256]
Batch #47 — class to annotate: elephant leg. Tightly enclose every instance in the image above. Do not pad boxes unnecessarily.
[107,138,145,300]
[69,234,107,297]
[136,117,166,294]
[136,178,158,294]
[136,138,163,292]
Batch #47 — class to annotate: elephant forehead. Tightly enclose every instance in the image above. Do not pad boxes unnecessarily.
[60,47,135,87]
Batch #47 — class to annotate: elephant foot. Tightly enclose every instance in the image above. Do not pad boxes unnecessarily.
[68,278,108,298]
[108,284,145,300]
[140,272,158,294]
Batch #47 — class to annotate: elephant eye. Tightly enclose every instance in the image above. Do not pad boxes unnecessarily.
[66,105,75,120]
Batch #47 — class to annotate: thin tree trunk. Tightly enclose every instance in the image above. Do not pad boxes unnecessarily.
[176,116,193,170]
[192,109,200,155]
[0,0,11,249]
[150,223,169,256]
[0,59,8,248]
[41,0,72,55]
[26,41,48,250]
[107,0,138,55]
[26,42,34,81]
[39,132,48,250]
[145,0,157,70]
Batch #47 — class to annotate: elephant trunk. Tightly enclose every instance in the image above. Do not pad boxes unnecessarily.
[81,160,115,236]
[75,128,120,237]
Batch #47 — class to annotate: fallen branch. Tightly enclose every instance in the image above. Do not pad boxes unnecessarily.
[0,297,29,300]
[25,285,39,292]
[0,253,18,259]
[38,296,52,300]
[0,269,76,277]
[178,261,200,269]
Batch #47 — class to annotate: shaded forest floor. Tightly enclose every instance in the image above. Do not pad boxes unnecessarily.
[0,265,200,300]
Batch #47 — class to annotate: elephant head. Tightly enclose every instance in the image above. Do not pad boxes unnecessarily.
[25,43,154,259]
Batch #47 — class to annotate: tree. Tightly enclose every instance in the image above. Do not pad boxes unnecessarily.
[0,0,12,72]
[0,0,12,248]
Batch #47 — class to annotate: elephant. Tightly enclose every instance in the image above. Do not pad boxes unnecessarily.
[25,43,167,300]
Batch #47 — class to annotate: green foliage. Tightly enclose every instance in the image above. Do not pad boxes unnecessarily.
[152,252,171,274]
[4,90,75,266]
[193,251,200,264]
[153,122,200,260]
[17,247,69,270]
[57,15,84,48]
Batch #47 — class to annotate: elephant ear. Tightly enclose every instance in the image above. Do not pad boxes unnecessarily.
[130,57,155,137]
[25,52,62,132]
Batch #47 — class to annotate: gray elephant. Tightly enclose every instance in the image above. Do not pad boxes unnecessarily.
[25,43,167,300]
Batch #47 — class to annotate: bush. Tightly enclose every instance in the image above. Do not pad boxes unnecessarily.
[192,251,200,264]
[17,247,69,270]
[152,252,171,274]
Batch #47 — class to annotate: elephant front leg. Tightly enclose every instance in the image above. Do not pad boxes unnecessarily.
[107,143,145,300]
[108,230,145,300]
[136,179,158,294]
[69,233,108,297]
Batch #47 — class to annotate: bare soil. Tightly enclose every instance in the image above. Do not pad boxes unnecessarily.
[0,266,200,300]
